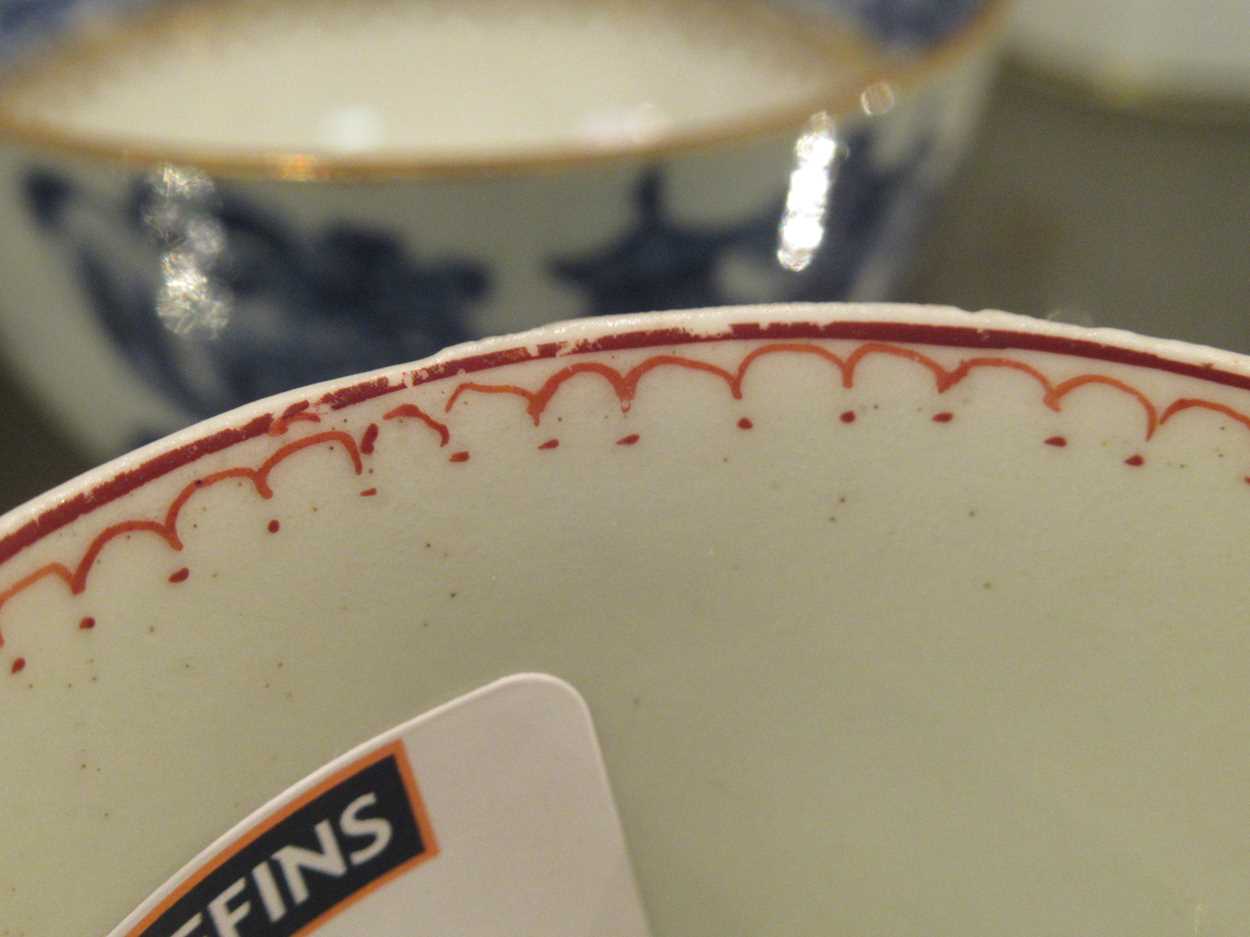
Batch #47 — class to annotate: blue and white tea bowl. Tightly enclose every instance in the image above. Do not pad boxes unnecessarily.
[0,0,1004,456]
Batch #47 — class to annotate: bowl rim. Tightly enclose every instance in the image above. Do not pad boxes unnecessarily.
[0,0,1007,182]
[5,300,1250,581]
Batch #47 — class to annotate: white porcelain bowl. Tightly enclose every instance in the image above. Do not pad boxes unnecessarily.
[6,302,1250,935]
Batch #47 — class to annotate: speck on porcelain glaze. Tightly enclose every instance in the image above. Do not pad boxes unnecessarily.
[4,303,1250,935]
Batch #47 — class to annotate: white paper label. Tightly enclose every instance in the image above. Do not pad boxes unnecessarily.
[109,674,652,937]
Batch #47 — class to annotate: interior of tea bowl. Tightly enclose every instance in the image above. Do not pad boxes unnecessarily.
[0,0,1006,461]
[4,302,1250,935]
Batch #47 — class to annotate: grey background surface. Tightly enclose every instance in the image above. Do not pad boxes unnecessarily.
[1,63,1247,514]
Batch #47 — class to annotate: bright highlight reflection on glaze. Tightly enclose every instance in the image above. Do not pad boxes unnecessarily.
[776,111,842,272]
[146,165,232,336]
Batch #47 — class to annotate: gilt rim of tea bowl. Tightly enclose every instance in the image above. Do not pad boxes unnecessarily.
[0,0,1007,182]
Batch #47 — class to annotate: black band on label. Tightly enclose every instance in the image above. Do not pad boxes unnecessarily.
[130,745,435,937]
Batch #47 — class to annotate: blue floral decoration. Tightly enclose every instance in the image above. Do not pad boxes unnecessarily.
[821,0,986,47]
[549,170,780,317]
[23,168,489,422]
[551,126,933,314]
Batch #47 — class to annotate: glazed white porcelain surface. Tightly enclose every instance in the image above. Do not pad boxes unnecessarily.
[3,303,1250,935]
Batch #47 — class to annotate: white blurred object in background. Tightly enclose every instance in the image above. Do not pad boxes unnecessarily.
[1011,0,1250,112]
